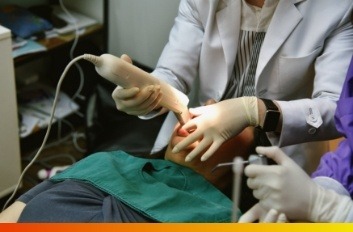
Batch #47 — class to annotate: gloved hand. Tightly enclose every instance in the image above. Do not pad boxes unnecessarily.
[111,54,162,116]
[238,203,287,223]
[172,97,259,162]
[245,146,353,222]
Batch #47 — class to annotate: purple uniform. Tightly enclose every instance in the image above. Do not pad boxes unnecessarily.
[312,56,353,197]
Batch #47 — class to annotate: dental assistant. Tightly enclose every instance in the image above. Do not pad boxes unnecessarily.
[240,55,353,222]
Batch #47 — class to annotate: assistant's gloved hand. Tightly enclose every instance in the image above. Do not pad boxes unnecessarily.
[238,204,287,223]
[111,54,162,116]
[245,146,353,222]
[172,97,259,162]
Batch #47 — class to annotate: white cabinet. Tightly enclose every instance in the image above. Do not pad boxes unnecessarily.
[0,26,22,198]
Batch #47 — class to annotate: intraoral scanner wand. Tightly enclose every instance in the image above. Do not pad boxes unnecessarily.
[84,54,190,125]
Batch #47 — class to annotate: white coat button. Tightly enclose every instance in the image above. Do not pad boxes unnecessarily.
[308,128,316,134]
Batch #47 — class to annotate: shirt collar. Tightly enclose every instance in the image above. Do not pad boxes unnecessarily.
[241,0,279,32]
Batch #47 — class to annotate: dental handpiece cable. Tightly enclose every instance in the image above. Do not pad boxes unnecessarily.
[2,53,190,211]
[2,55,86,212]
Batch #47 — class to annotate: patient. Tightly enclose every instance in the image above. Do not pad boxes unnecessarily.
[0,121,254,222]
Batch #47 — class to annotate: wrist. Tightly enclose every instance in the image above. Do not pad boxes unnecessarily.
[258,98,281,132]
[241,96,259,126]
[310,185,353,222]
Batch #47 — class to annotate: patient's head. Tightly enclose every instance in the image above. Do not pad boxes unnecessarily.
[164,125,254,190]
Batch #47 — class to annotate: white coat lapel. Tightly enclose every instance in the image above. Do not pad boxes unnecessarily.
[256,0,305,82]
[216,0,241,82]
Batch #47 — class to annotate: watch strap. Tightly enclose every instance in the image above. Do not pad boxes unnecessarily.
[261,98,278,111]
[260,98,280,132]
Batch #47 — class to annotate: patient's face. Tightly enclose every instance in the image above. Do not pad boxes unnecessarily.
[164,125,254,190]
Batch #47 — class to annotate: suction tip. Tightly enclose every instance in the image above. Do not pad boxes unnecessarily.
[232,157,244,173]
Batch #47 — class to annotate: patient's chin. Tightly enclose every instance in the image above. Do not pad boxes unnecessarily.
[170,136,184,147]
[165,145,191,165]
[165,127,255,190]
[164,143,231,189]
[170,155,232,191]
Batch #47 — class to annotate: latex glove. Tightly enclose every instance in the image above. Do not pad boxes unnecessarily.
[172,97,258,162]
[111,54,162,116]
[245,146,353,222]
[238,203,287,223]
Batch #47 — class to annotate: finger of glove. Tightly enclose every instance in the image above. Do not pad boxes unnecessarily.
[123,95,162,115]
[238,204,262,223]
[246,166,284,193]
[252,186,270,201]
[120,54,133,63]
[118,86,156,110]
[277,213,288,223]
[246,173,276,191]
[256,146,289,166]
[246,177,259,190]
[133,85,158,105]
[188,105,209,117]
[244,164,277,178]
[200,140,223,161]
[262,209,280,223]
[184,137,213,162]
[172,129,202,153]
[127,86,161,115]
[258,195,283,214]
[112,86,140,100]
[180,116,202,132]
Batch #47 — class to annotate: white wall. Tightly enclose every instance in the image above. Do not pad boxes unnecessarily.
[61,0,104,23]
[108,0,180,68]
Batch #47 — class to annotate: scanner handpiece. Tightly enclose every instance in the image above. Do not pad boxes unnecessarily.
[84,53,190,125]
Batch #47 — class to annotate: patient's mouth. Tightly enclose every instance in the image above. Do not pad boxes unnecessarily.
[177,127,189,136]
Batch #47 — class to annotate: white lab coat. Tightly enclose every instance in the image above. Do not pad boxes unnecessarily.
[148,0,353,170]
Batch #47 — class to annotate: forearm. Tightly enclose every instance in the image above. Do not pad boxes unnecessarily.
[313,176,350,197]
[311,185,353,222]
[273,98,341,146]
[0,201,26,223]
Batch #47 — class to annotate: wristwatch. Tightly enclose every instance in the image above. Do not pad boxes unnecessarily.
[259,98,280,132]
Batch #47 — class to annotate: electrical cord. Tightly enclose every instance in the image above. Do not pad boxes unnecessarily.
[22,120,85,163]
[25,133,72,160]
[3,52,165,211]
[61,119,87,153]
[3,3,103,210]
[37,153,76,165]
[59,0,86,117]
[22,153,77,167]
[2,55,86,212]
[72,132,87,153]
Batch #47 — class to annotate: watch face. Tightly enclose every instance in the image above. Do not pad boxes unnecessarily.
[263,110,280,132]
